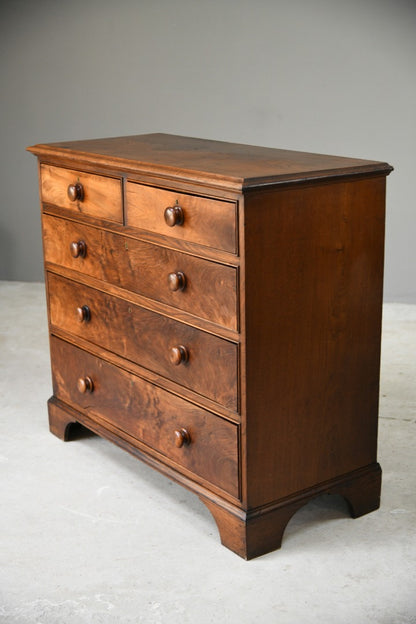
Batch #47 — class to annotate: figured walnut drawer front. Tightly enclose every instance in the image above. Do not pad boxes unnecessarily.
[43,214,238,331]
[40,164,122,223]
[126,182,237,253]
[50,336,239,498]
[48,273,238,411]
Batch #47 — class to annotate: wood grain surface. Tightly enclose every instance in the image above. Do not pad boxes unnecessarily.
[29,132,392,558]
[42,213,238,330]
[126,182,237,253]
[50,336,239,497]
[40,164,122,222]
[48,272,238,410]
[242,176,387,506]
[29,134,392,191]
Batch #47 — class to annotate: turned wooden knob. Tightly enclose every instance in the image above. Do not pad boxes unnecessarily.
[77,376,94,393]
[174,428,191,448]
[168,271,186,292]
[164,205,184,227]
[67,182,84,202]
[169,345,189,365]
[76,305,91,322]
[70,240,87,258]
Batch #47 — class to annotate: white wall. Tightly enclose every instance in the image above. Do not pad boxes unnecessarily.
[1,0,415,300]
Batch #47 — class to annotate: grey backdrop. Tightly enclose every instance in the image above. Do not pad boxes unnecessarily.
[1,0,415,301]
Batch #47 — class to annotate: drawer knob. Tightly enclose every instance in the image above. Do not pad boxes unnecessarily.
[70,240,87,258]
[164,205,184,227]
[174,428,191,448]
[169,345,189,365]
[77,305,91,323]
[168,271,186,292]
[77,376,94,394]
[67,182,84,202]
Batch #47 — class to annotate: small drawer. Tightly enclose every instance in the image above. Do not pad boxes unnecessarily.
[42,214,238,331]
[50,336,239,498]
[40,164,122,223]
[126,182,237,253]
[48,273,238,411]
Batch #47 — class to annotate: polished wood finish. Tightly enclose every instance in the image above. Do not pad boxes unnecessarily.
[28,133,392,191]
[76,304,90,323]
[42,213,238,330]
[167,271,186,292]
[243,176,387,507]
[69,239,87,258]
[40,164,122,222]
[169,345,189,366]
[174,428,191,448]
[202,463,382,559]
[67,182,84,202]
[126,182,237,253]
[28,133,392,559]
[47,272,238,410]
[164,204,184,227]
[50,336,238,497]
[77,376,94,394]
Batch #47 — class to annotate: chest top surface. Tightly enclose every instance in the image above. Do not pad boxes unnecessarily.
[27,133,392,190]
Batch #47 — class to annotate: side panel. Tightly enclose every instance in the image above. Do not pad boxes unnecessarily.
[244,177,386,507]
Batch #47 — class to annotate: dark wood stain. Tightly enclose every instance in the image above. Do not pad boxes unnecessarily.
[243,177,386,507]
[43,213,238,330]
[40,164,122,222]
[50,336,239,498]
[28,133,392,559]
[48,272,238,411]
[126,181,238,253]
[29,133,392,190]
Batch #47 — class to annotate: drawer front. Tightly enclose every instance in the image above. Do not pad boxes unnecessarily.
[126,182,237,253]
[48,273,238,411]
[43,214,238,331]
[50,336,239,498]
[40,164,122,223]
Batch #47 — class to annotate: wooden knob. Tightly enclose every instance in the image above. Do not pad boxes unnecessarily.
[174,428,191,448]
[77,376,94,394]
[169,345,189,365]
[67,182,84,202]
[168,271,186,292]
[70,240,87,258]
[76,305,91,322]
[164,205,184,227]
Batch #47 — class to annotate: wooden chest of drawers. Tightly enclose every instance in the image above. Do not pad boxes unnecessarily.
[28,134,392,559]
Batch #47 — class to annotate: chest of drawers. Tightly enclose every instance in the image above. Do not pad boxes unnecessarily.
[28,134,392,559]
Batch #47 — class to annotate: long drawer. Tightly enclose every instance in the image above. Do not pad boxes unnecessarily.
[126,182,237,253]
[42,214,238,331]
[48,273,238,411]
[50,336,239,498]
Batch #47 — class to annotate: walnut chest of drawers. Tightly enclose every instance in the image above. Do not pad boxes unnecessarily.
[27,134,392,559]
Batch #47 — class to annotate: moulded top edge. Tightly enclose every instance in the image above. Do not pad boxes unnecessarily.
[27,133,393,192]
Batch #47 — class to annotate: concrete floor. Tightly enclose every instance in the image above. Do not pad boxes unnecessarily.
[1,281,415,624]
